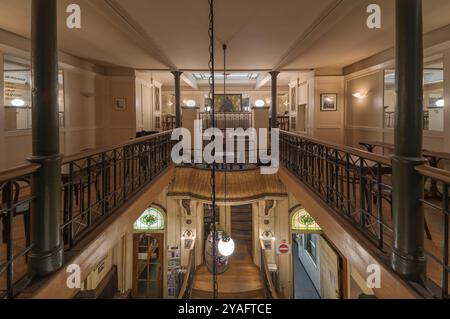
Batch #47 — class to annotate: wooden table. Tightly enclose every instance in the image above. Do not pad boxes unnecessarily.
[360,140,450,199]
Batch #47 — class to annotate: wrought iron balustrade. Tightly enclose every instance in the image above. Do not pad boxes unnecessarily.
[280,130,450,299]
[61,131,174,249]
[280,131,394,251]
[0,131,174,298]
[0,164,38,299]
[416,165,450,299]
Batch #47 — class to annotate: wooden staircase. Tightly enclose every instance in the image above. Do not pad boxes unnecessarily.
[190,244,265,299]
[231,205,253,252]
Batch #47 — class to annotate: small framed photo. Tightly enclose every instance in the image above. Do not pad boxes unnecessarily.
[320,94,337,112]
[114,97,127,111]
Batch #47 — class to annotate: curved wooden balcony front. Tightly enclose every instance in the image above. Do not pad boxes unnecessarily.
[168,166,287,203]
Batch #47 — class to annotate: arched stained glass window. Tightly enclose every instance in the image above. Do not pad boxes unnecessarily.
[134,207,165,231]
[291,208,321,232]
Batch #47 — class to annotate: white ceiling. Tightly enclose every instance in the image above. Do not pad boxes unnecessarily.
[1,0,450,88]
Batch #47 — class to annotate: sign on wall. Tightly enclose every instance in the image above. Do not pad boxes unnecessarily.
[277,240,291,256]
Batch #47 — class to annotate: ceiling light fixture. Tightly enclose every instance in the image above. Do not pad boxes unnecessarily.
[218,235,235,257]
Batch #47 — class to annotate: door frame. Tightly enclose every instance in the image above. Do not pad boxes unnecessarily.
[132,232,165,299]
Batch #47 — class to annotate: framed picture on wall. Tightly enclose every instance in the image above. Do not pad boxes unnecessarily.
[320,93,337,112]
[114,97,127,111]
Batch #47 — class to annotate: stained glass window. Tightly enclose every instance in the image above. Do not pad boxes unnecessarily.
[291,208,321,232]
[134,207,165,231]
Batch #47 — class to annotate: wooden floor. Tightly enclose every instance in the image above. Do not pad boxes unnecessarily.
[191,243,265,299]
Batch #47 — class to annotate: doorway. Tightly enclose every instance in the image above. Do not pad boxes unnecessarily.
[133,233,164,299]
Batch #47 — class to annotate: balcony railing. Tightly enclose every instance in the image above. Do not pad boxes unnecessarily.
[0,131,174,298]
[416,165,450,299]
[200,112,252,130]
[280,130,449,299]
[0,164,38,299]
[384,111,429,130]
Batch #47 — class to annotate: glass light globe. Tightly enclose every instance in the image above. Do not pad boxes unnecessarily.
[186,99,197,107]
[218,237,235,257]
[255,99,265,107]
[11,98,25,107]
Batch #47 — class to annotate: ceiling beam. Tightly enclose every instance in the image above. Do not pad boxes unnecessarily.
[272,0,361,70]
[181,73,199,90]
[255,73,271,90]
[87,0,177,69]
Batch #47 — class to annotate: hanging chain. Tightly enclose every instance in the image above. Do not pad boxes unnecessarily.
[223,43,228,221]
[208,0,219,300]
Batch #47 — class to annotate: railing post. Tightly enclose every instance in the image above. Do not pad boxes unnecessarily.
[27,0,64,276]
[172,71,183,128]
[4,182,14,298]
[391,0,426,283]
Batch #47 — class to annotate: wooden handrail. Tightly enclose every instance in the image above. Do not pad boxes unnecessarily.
[259,240,280,299]
[0,131,174,182]
[177,241,196,299]
[0,163,40,183]
[281,130,392,166]
[416,164,450,184]
[63,130,173,164]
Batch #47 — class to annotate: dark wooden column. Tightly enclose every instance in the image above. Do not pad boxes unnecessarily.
[270,71,280,128]
[172,71,183,128]
[391,0,426,283]
[28,0,64,276]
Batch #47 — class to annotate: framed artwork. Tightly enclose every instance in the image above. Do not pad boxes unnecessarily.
[114,97,127,111]
[214,94,242,112]
[320,93,337,112]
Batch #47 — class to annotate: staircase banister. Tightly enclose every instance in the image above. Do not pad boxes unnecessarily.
[177,241,196,299]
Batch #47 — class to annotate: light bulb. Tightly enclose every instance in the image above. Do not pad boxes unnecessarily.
[436,99,444,107]
[218,238,235,257]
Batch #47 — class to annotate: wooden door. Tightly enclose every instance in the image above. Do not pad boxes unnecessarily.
[133,233,164,299]
[319,236,342,299]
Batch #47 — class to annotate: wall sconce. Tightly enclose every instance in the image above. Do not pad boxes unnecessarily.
[181,230,195,241]
[352,91,369,100]
[260,230,276,241]
[181,230,196,249]
[260,230,275,250]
